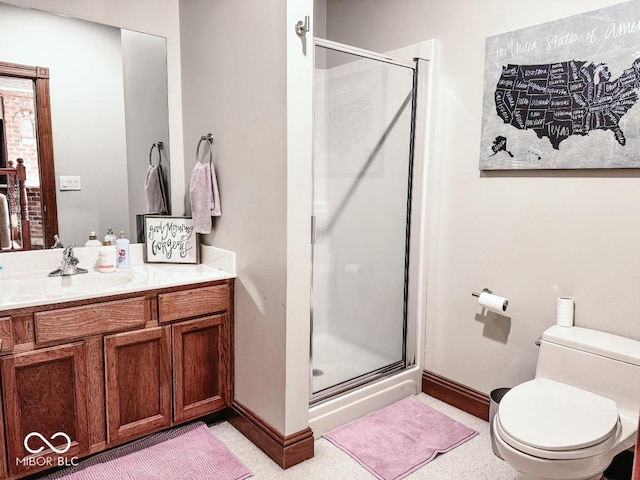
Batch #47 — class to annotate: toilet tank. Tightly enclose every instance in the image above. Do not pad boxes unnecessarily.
[535,325,640,414]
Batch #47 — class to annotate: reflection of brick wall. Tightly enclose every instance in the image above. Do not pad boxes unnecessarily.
[0,87,39,187]
[26,186,44,248]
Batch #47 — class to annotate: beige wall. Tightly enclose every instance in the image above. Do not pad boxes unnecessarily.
[180,0,315,436]
[180,0,303,435]
[179,0,314,436]
[326,0,640,394]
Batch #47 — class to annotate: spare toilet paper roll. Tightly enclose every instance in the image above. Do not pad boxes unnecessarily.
[478,291,508,313]
[557,297,574,327]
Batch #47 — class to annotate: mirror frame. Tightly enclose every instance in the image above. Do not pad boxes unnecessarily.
[0,60,57,249]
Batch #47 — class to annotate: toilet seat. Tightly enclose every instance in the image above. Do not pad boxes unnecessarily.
[495,378,621,460]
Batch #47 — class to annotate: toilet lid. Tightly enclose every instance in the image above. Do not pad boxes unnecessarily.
[498,378,619,451]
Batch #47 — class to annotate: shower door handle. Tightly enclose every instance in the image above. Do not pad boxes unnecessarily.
[311,215,316,245]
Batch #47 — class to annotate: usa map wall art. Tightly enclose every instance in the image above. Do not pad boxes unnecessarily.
[479,1,640,170]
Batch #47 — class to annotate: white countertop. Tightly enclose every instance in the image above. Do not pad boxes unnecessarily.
[0,244,236,310]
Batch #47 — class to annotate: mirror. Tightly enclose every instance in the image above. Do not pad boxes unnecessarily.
[0,2,170,249]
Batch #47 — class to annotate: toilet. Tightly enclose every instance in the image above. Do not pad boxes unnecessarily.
[493,325,640,480]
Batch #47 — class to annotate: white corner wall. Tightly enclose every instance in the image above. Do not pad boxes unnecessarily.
[285,0,314,435]
[326,0,640,394]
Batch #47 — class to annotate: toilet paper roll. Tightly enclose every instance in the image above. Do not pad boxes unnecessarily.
[478,291,508,313]
[557,297,574,327]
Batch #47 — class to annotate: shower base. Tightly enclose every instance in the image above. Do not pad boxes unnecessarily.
[311,330,399,395]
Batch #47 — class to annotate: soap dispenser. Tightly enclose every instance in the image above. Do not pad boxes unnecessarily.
[116,231,130,268]
[84,231,102,247]
[104,227,117,245]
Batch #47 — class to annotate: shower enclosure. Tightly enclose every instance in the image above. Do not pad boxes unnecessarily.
[310,39,419,404]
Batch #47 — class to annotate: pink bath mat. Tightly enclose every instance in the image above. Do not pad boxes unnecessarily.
[41,421,252,480]
[324,395,478,480]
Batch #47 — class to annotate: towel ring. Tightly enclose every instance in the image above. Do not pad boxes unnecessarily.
[149,141,163,166]
[196,133,214,165]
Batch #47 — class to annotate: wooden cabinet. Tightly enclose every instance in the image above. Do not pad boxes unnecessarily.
[35,296,146,345]
[172,314,231,422]
[159,283,233,423]
[0,278,234,479]
[0,317,14,354]
[158,284,229,323]
[104,327,172,445]
[1,343,89,477]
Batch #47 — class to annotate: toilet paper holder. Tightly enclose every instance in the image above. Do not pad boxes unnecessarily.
[471,288,492,298]
[471,288,509,313]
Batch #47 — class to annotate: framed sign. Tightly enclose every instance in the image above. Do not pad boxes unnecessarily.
[143,216,199,264]
[480,1,640,170]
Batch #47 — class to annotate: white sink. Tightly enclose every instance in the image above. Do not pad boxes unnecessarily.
[17,273,133,297]
[0,245,234,309]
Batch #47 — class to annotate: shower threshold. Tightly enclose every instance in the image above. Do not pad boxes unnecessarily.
[309,360,405,406]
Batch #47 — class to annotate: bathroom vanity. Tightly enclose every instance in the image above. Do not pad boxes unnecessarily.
[0,246,235,479]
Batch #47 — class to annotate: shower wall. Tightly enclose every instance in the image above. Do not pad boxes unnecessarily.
[313,49,414,385]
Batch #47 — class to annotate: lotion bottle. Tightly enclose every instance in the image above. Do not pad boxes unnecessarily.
[98,241,116,273]
[116,231,130,268]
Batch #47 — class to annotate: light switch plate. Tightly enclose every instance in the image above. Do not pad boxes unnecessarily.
[59,175,81,191]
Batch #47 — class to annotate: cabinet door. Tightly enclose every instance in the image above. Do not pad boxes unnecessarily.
[1,343,89,477]
[0,390,6,479]
[172,314,231,423]
[104,327,171,444]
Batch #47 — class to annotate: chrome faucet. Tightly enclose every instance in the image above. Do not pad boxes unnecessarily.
[48,245,89,277]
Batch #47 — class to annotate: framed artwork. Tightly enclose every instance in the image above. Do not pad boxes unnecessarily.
[480,2,640,170]
[143,216,199,264]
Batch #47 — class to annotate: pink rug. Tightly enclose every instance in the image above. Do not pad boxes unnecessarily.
[324,396,478,480]
[41,422,252,480]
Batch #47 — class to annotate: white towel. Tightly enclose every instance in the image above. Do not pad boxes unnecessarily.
[189,161,221,234]
[145,164,168,214]
[0,194,9,248]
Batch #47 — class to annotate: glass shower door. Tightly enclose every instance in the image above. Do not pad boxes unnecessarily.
[311,41,416,401]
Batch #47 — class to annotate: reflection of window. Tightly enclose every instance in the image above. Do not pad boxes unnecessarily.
[18,112,34,145]
[0,96,6,168]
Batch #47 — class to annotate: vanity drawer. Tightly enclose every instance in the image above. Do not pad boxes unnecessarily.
[34,297,147,344]
[0,317,14,353]
[158,284,229,323]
